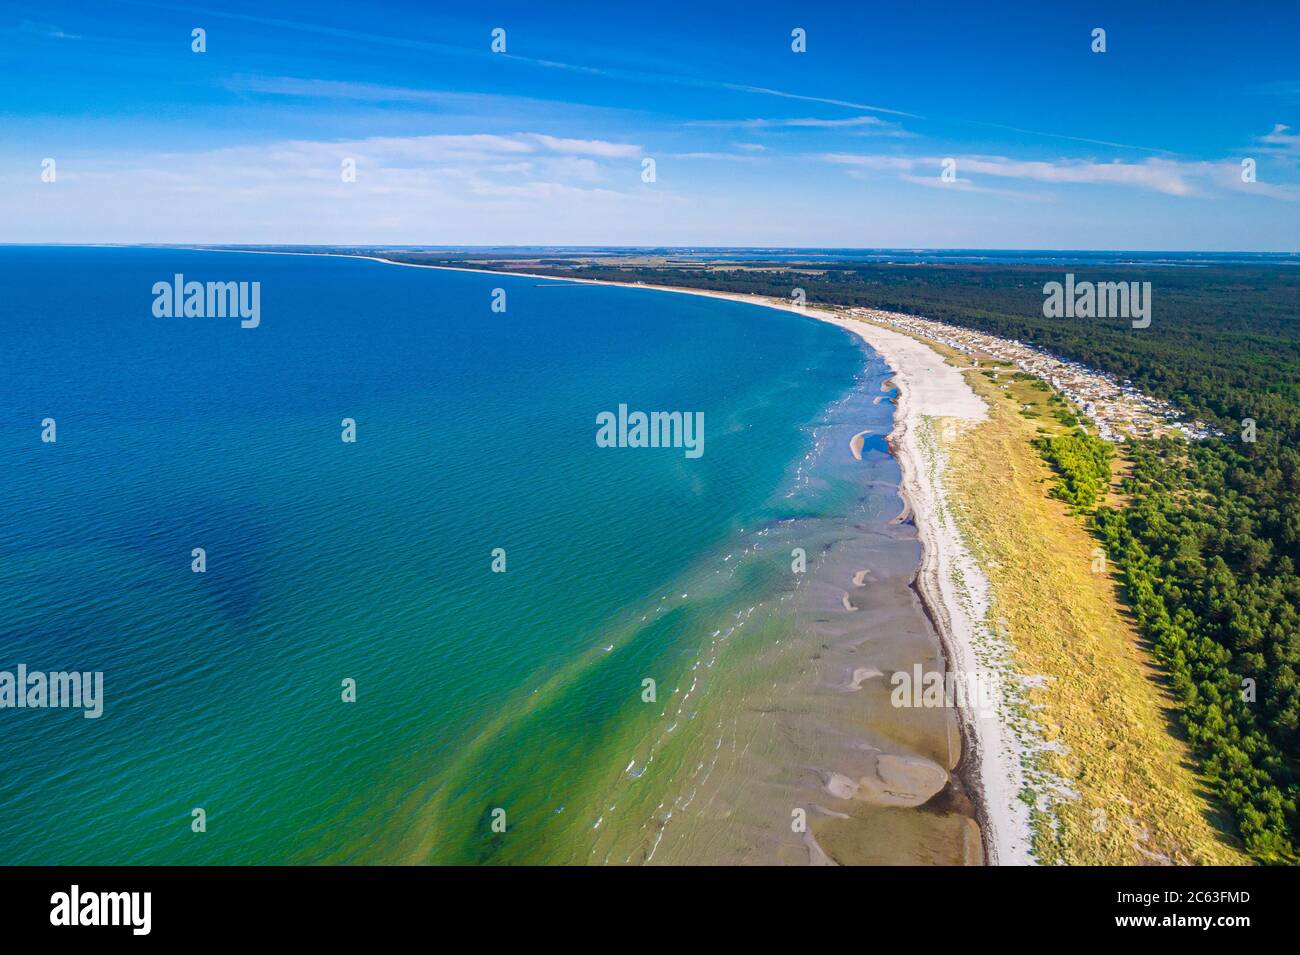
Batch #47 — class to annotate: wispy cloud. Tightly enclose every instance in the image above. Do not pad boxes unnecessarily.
[525,134,641,158]
[1250,80,1300,99]
[821,146,1300,202]
[128,2,1216,163]
[6,19,82,40]
[1259,123,1300,156]
[224,75,469,105]
[127,1,916,123]
[9,131,647,198]
[663,151,762,162]
[690,115,895,129]
[895,173,1048,201]
[940,118,1176,155]
[821,153,1227,197]
[220,73,644,126]
[957,156,1199,195]
[718,84,916,117]
[5,128,662,243]
[819,154,915,172]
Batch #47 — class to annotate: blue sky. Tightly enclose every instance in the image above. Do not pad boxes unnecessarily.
[3,0,1298,248]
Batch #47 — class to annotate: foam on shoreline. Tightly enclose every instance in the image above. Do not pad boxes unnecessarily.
[819,313,1034,865]
[187,247,1036,864]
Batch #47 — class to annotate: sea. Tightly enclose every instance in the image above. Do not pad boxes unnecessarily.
[0,246,977,864]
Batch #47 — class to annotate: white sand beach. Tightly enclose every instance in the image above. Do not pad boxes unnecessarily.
[583,286,1036,864]
[645,289,1035,865]
[194,247,1035,864]
[820,309,1034,865]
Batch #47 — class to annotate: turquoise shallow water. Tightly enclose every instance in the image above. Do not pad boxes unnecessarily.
[0,246,896,864]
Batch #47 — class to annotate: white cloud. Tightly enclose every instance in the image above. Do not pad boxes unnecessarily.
[524,134,642,158]
[246,132,641,167]
[959,156,1196,195]
[8,20,81,40]
[0,130,655,243]
[663,152,762,161]
[1259,123,1300,155]
[818,154,916,172]
[225,75,463,104]
[819,153,1235,197]
[896,173,1047,201]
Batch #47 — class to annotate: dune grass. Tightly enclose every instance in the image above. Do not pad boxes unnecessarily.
[913,342,1249,865]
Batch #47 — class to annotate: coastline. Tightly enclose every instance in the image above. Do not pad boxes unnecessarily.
[184,247,1036,864]
[796,308,1035,866]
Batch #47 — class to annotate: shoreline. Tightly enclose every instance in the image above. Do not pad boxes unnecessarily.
[813,310,1034,867]
[181,247,1035,865]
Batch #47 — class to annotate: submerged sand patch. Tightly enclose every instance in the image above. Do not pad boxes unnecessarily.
[826,754,949,808]
[202,249,1033,866]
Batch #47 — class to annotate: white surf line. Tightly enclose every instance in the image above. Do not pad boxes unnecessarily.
[173,244,1036,865]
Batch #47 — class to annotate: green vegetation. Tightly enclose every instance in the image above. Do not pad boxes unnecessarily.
[423,256,1300,862]
[948,365,1248,864]
[1033,429,1113,510]
[1093,439,1300,862]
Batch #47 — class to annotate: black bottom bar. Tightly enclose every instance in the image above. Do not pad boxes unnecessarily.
[0,865,1285,941]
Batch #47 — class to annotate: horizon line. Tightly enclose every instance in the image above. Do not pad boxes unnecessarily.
[4,243,1299,256]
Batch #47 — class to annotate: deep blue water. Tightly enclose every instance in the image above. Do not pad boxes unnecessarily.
[0,246,870,863]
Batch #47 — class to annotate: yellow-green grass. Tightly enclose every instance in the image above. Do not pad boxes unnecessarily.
[884,331,1249,865]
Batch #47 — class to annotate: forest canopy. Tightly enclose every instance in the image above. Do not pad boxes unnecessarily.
[416,256,1300,861]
